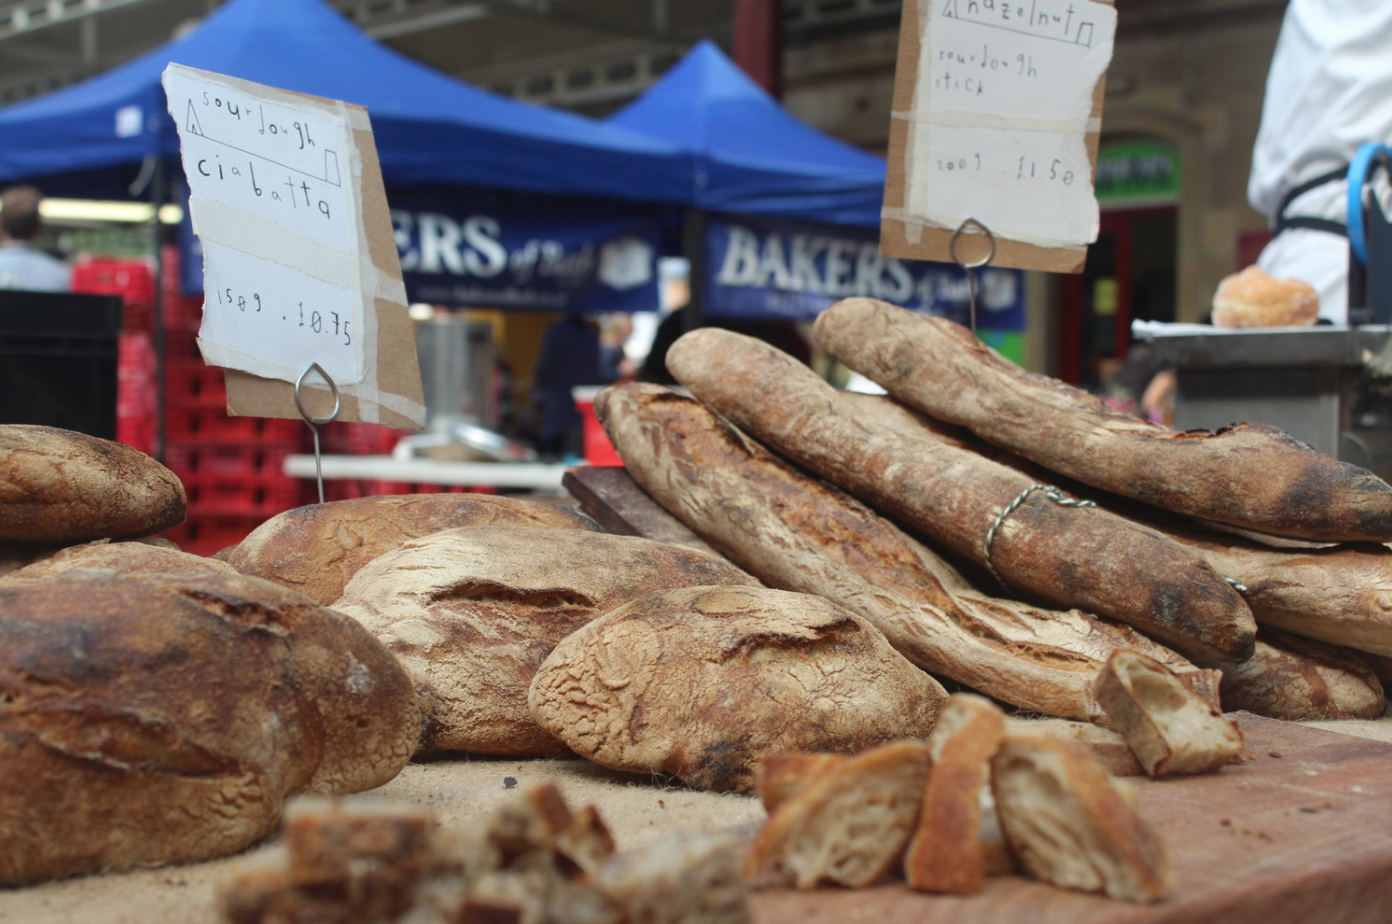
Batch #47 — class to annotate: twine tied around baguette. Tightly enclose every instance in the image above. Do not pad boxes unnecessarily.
[984,485,1097,589]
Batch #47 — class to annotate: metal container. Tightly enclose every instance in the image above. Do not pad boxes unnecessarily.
[414,317,499,432]
[1144,325,1392,482]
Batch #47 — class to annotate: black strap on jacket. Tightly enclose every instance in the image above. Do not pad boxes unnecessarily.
[1273,164,1349,237]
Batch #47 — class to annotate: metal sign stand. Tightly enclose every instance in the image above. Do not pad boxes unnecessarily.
[949,217,998,334]
[294,362,341,504]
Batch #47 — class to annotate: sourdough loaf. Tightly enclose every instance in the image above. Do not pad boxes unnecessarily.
[0,537,236,586]
[0,424,186,543]
[664,330,1255,664]
[0,569,419,885]
[226,493,600,606]
[598,382,1199,719]
[333,525,759,757]
[529,584,947,793]
[813,298,1392,542]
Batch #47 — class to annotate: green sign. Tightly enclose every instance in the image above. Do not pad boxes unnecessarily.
[1095,142,1180,203]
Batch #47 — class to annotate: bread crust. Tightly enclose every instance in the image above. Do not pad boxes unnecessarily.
[529,584,946,793]
[744,741,932,889]
[813,298,1392,542]
[0,537,236,586]
[1091,650,1245,776]
[227,493,600,606]
[0,424,186,543]
[599,383,1199,718]
[334,525,759,757]
[904,694,1007,894]
[664,329,1255,664]
[0,569,419,884]
[1219,629,1387,721]
[991,735,1173,903]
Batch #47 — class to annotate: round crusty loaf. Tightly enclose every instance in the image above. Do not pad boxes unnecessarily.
[0,538,236,587]
[1212,265,1319,328]
[333,525,760,757]
[529,584,948,793]
[226,493,601,606]
[0,425,186,543]
[0,569,421,885]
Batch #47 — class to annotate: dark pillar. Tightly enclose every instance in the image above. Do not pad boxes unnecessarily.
[733,0,783,99]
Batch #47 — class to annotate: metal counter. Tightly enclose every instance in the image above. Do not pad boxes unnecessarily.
[1140,325,1392,482]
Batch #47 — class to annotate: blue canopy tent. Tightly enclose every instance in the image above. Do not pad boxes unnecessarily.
[606,38,886,228]
[604,39,1026,340]
[0,0,688,203]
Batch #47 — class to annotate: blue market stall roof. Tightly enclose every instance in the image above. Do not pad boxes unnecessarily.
[0,0,688,203]
[606,39,887,229]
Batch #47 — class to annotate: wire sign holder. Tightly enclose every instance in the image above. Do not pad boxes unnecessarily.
[295,362,341,504]
[949,217,997,334]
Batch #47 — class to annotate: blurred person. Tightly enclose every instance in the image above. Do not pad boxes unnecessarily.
[0,185,71,292]
[531,314,606,461]
[1248,0,1392,322]
[600,313,638,383]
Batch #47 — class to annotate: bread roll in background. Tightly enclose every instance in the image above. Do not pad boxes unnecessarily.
[530,584,947,793]
[0,569,420,885]
[333,525,760,757]
[1212,265,1319,328]
[225,493,601,606]
[0,424,186,543]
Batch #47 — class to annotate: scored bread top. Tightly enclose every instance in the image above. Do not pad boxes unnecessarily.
[226,493,601,606]
[0,424,186,544]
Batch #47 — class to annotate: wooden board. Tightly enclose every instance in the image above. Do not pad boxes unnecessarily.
[566,466,1392,922]
[751,714,1392,924]
[563,465,721,555]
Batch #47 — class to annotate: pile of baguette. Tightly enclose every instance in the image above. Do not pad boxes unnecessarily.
[600,296,1392,728]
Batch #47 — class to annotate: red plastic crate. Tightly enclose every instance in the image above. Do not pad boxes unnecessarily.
[72,256,156,328]
[163,515,260,558]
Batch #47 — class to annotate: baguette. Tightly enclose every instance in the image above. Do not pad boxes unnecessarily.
[1219,629,1386,721]
[665,330,1255,664]
[813,298,1392,542]
[598,383,1199,719]
[1146,526,1392,659]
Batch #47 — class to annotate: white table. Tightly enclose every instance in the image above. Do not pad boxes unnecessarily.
[283,455,573,490]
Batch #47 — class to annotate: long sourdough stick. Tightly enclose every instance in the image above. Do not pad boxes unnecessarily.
[596,383,1198,720]
[849,392,1392,661]
[665,329,1255,664]
[813,298,1392,542]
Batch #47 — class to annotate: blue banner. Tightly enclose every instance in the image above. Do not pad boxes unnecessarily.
[390,189,662,314]
[704,214,1025,329]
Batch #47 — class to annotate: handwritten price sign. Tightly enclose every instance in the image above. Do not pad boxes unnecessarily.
[164,64,366,385]
[883,0,1117,271]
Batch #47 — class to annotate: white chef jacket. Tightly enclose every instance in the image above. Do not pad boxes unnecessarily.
[1248,0,1392,322]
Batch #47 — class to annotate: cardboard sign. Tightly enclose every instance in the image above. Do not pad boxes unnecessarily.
[882,0,1117,273]
[163,64,425,427]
